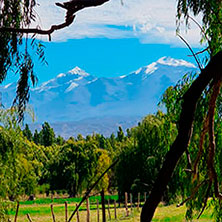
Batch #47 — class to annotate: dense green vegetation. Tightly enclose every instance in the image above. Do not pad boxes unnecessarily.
[0,94,175,220]
[0,107,177,200]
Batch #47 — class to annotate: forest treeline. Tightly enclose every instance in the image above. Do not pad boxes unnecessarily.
[1,72,222,220]
[1,110,176,201]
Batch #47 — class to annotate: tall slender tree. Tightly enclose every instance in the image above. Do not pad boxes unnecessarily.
[40,122,55,147]
[23,124,33,141]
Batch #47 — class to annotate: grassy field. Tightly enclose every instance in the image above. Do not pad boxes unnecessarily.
[8,197,214,222]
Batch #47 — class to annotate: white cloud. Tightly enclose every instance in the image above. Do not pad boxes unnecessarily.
[33,0,203,46]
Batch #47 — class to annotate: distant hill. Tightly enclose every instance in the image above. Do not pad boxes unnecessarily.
[0,57,196,137]
[29,116,142,139]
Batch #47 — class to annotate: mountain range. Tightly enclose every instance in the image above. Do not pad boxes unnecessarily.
[0,57,196,138]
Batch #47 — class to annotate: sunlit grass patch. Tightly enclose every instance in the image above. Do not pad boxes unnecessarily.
[8,200,214,222]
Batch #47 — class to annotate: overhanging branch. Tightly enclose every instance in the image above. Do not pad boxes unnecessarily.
[0,0,109,40]
[0,15,75,41]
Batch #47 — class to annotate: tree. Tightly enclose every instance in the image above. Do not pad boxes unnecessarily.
[23,123,33,141]
[56,135,65,145]
[160,72,222,220]
[141,1,222,220]
[0,109,42,201]
[142,50,222,222]
[47,139,99,196]
[0,0,41,121]
[116,112,178,202]
[117,126,125,142]
[40,122,55,147]
[33,129,40,144]
[93,149,111,222]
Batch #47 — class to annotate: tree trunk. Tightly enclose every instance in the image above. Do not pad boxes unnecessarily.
[141,51,222,222]
[101,189,106,222]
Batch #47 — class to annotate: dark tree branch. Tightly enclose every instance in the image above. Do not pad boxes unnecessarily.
[176,180,207,207]
[0,15,75,41]
[177,34,203,71]
[67,158,119,222]
[207,79,222,199]
[188,15,210,44]
[141,51,222,222]
[56,0,109,20]
[0,0,109,40]
[193,114,209,179]
[187,47,210,57]
[197,181,212,219]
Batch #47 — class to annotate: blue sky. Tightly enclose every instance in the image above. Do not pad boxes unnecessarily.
[30,38,201,84]
[4,0,205,85]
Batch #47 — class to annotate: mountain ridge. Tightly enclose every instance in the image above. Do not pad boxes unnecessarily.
[0,57,196,137]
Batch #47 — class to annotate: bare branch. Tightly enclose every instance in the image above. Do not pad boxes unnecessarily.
[187,47,210,57]
[208,79,222,199]
[176,180,207,207]
[177,34,203,71]
[26,213,33,222]
[67,158,119,222]
[56,0,109,20]
[197,181,212,219]
[192,114,209,180]
[185,149,192,170]
[183,169,193,173]
[188,16,210,44]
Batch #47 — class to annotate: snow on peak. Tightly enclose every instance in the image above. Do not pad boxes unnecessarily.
[157,57,196,68]
[68,66,89,76]
[65,82,79,92]
[144,62,158,74]
[134,62,158,75]
[57,73,66,78]
[134,68,142,74]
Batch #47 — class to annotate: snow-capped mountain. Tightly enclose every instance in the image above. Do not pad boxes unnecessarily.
[0,57,196,137]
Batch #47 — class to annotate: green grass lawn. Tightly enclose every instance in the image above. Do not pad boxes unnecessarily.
[152,204,213,222]
[8,197,214,222]
[18,195,119,205]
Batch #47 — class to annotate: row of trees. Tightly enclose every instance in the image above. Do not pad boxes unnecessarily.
[0,103,178,217]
